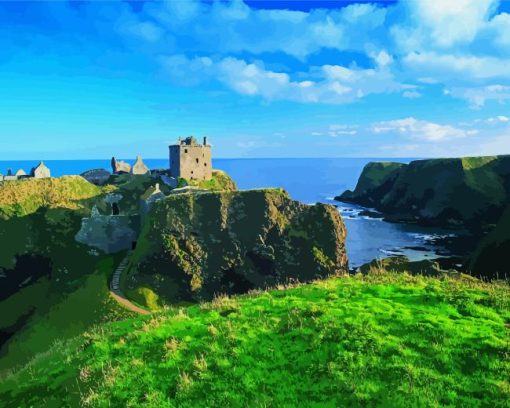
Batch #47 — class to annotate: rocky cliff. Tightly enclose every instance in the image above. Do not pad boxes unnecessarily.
[337,155,510,229]
[126,189,348,304]
[469,205,510,279]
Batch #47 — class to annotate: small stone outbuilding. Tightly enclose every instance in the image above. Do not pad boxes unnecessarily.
[31,162,51,178]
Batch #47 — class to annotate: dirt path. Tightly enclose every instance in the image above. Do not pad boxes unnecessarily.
[110,256,150,315]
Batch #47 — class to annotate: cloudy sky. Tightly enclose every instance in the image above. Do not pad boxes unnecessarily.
[1,0,510,159]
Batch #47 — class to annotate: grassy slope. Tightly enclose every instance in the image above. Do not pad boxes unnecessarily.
[0,255,135,373]
[0,171,238,372]
[0,176,101,219]
[1,272,508,407]
[0,177,135,372]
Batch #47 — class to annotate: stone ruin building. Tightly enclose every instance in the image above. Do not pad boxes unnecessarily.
[0,161,51,182]
[111,155,150,175]
[31,162,51,178]
[169,136,212,181]
[131,155,150,175]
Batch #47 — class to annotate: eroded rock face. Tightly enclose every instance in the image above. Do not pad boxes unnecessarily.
[129,189,348,301]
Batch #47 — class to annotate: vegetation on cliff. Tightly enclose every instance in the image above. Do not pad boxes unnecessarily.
[125,188,347,306]
[0,168,246,374]
[1,270,508,407]
[0,176,102,219]
[177,170,237,191]
[469,205,510,279]
[337,155,510,229]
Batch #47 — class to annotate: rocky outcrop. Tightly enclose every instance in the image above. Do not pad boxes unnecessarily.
[338,162,405,207]
[80,169,111,186]
[75,207,139,253]
[336,155,510,229]
[127,189,348,302]
[469,205,510,279]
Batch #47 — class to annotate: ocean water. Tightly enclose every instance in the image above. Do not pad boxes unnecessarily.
[0,158,460,267]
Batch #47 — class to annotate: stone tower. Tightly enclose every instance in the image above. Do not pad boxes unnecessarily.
[169,136,212,180]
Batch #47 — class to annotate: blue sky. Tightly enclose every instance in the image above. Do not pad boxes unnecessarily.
[1,0,509,159]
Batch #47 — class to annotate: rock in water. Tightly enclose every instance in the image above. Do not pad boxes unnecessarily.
[128,189,348,301]
[131,155,150,175]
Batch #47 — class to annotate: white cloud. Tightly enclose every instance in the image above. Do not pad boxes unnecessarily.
[402,52,510,81]
[161,54,406,104]
[371,117,474,141]
[402,91,422,99]
[140,0,388,60]
[446,85,510,108]
[111,0,510,107]
[395,0,498,49]
[487,115,510,123]
[371,50,393,67]
[328,124,358,136]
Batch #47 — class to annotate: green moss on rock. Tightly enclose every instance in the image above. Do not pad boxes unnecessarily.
[127,189,348,303]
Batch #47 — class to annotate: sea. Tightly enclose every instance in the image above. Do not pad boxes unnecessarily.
[0,158,462,268]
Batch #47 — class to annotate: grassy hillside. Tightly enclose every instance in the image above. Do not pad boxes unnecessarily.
[124,188,347,306]
[337,155,510,229]
[0,254,135,373]
[1,271,508,407]
[0,177,134,371]
[0,176,102,219]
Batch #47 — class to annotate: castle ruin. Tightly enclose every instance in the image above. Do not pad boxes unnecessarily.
[0,161,51,182]
[169,136,212,181]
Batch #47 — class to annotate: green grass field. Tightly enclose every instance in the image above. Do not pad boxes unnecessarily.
[1,271,508,407]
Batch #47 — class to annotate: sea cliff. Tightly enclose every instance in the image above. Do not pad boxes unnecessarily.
[337,155,510,229]
[125,188,348,305]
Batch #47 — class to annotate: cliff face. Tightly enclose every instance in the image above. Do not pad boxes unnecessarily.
[469,205,510,279]
[127,189,348,303]
[337,155,510,228]
[339,162,405,207]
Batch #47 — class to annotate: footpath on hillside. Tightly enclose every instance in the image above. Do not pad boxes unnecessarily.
[110,255,150,315]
